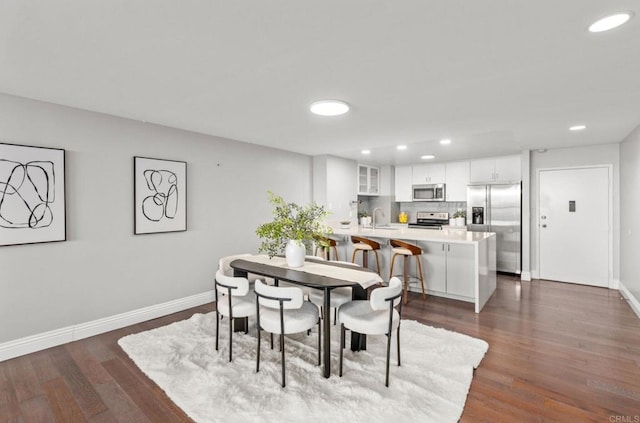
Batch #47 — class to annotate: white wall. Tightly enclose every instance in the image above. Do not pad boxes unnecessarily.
[620,125,640,307]
[529,144,620,283]
[313,155,357,223]
[0,93,312,344]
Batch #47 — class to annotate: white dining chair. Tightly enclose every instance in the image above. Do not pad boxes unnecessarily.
[219,253,272,284]
[214,270,256,362]
[338,277,403,387]
[254,279,321,388]
[308,261,360,325]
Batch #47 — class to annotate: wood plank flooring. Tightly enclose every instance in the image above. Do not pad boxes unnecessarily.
[1,274,639,422]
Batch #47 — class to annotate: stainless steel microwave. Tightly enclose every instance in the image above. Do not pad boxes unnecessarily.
[412,184,446,201]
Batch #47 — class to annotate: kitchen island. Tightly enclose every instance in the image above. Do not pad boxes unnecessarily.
[329,225,496,312]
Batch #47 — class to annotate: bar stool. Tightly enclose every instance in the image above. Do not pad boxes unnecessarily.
[351,236,381,276]
[314,237,339,261]
[388,239,426,304]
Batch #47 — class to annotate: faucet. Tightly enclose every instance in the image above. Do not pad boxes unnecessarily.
[372,207,385,228]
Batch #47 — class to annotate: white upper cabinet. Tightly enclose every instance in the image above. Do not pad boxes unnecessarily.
[357,164,380,195]
[469,155,521,183]
[412,164,445,184]
[394,165,413,202]
[444,161,469,202]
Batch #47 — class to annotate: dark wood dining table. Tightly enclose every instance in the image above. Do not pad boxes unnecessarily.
[230,256,381,378]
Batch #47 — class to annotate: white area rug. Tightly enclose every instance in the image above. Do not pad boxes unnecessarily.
[118,313,488,423]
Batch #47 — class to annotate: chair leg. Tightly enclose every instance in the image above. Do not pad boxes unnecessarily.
[317,319,322,366]
[334,308,337,325]
[339,323,345,377]
[373,250,381,276]
[385,333,391,387]
[280,333,286,388]
[397,327,401,366]
[244,316,249,334]
[332,246,339,261]
[389,253,398,280]
[351,249,358,264]
[228,315,233,362]
[416,255,426,301]
[402,255,409,305]
[270,333,274,349]
[256,328,261,373]
[215,311,219,351]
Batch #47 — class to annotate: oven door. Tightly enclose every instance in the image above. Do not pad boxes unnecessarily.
[412,184,445,201]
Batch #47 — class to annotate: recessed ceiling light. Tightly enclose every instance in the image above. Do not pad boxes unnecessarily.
[569,125,586,131]
[421,154,435,160]
[397,145,407,150]
[439,139,451,145]
[361,149,371,155]
[588,12,633,32]
[310,99,350,116]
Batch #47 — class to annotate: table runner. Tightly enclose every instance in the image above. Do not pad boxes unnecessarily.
[241,255,383,289]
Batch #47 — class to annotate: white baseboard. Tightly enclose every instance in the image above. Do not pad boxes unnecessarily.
[610,279,620,290]
[520,271,532,281]
[0,290,215,363]
[531,270,539,280]
[619,282,640,320]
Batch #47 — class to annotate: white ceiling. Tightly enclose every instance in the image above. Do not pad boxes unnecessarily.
[2,1,639,165]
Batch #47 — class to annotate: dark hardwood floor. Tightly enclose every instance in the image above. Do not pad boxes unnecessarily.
[1,275,639,422]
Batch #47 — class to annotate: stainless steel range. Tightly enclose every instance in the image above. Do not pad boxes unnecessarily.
[408,211,449,229]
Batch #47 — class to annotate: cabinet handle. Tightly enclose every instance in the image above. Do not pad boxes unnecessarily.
[441,244,444,251]
[447,244,450,252]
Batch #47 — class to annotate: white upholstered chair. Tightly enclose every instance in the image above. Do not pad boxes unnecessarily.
[308,261,360,325]
[338,277,403,387]
[218,253,266,283]
[254,279,321,388]
[214,270,256,362]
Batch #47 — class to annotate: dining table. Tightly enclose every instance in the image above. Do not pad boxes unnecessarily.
[230,255,383,378]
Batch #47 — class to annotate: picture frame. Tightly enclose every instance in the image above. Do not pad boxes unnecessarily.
[134,156,187,235]
[0,142,66,247]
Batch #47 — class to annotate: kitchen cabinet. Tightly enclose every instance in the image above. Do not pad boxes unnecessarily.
[444,161,469,202]
[357,164,379,195]
[469,155,520,183]
[412,164,445,184]
[419,241,475,298]
[394,165,413,202]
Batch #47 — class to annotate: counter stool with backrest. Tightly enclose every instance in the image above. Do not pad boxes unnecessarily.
[388,239,426,304]
[351,236,381,276]
[314,237,339,261]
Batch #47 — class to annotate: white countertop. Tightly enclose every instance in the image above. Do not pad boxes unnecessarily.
[330,225,495,244]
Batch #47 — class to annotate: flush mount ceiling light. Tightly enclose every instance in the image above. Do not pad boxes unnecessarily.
[569,125,587,131]
[588,12,633,32]
[397,145,407,150]
[439,139,452,145]
[310,100,350,116]
[421,154,435,160]
[361,149,371,155]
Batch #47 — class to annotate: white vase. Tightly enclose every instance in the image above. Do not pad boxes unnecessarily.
[285,239,306,268]
[449,218,456,226]
[455,217,465,226]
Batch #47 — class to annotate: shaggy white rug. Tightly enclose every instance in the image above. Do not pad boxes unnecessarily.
[118,313,488,423]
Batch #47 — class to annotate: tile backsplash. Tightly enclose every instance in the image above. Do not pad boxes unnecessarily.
[357,197,466,224]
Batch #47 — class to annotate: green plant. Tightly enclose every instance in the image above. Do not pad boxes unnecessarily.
[453,209,466,219]
[357,210,369,219]
[256,191,332,258]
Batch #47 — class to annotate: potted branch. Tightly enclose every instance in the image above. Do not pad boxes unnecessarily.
[256,191,332,267]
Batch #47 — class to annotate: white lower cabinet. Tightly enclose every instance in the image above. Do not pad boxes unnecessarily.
[418,241,475,299]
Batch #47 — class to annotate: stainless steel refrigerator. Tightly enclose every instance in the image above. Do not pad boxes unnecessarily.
[467,183,521,274]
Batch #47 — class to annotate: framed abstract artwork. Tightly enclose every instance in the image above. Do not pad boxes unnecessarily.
[134,156,187,235]
[0,142,66,247]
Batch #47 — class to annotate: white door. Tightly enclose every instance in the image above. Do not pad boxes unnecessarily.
[538,167,610,287]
